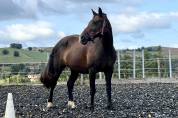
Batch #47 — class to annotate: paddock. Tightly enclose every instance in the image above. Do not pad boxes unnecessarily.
[1,48,178,117]
[1,80,178,118]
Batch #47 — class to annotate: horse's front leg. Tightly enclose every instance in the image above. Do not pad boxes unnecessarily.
[67,71,78,109]
[89,71,96,111]
[104,69,113,110]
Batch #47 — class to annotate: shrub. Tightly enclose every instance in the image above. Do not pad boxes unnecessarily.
[10,43,22,49]
[11,64,25,74]
[28,47,32,51]
[14,51,20,57]
[2,49,9,55]
[38,49,44,53]
[5,75,30,84]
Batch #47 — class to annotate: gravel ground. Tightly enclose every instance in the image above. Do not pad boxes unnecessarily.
[1,83,178,118]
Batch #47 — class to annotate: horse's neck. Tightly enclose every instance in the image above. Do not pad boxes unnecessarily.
[102,31,114,52]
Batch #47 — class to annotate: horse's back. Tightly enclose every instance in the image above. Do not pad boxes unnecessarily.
[52,35,89,72]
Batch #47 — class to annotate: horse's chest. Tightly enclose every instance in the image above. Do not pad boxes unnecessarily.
[95,54,115,70]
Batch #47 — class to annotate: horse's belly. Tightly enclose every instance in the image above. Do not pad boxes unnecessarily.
[69,65,89,73]
[65,57,89,73]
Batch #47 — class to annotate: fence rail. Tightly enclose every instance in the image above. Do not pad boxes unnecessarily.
[0,49,178,82]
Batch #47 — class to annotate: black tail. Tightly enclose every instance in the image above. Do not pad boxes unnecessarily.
[40,53,57,89]
[40,38,68,88]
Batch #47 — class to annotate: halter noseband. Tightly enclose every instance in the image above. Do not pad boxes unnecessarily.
[101,19,106,35]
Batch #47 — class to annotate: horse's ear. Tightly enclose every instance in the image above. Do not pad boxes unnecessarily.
[98,7,103,16]
[91,9,97,16]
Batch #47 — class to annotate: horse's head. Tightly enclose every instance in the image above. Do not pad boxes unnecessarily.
[80,7,110,45]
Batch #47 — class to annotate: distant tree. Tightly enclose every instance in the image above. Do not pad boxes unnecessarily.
[38,49,44,53]
[144,50,150,59]
[157,46,162,51]
[147,47,153,51]
[28,47,32,51]
[136,48,141,51]
[120,54,132,79]
[14,51,20,57]
[2,49,9,55]
[10,64,25,75]
[126,48,130,51]
[10,43,22,49]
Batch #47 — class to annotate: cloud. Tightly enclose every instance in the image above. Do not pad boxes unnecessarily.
[0,0,23,20]
[0,0,143,20]
[0,0,38,20]
[131,31,145,38]
[110,11,178,37]
[0,21,55,41]
[58,31,66,39]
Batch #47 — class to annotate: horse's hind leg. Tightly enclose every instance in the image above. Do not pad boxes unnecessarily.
[67,71,78,109]
[47,86,55,108]
[47,66,65,108]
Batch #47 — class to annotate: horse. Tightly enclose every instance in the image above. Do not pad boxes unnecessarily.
[40,7,116,111]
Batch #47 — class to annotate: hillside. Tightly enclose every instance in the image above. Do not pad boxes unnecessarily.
[162,47,178,58]
[0,46,178,63]
[0,48,48,63]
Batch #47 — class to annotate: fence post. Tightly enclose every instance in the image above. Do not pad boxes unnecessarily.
[169,49,172,78]
[133,49,136,79]
[99,72,102,80]
[1,64,4,79]
[117,50,121,79]
[47,52,49,61]
[142,48,145,79]
[80,74,84,85]
[157,58,161,78]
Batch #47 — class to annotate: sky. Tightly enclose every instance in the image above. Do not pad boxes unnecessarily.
[0,0,178,49]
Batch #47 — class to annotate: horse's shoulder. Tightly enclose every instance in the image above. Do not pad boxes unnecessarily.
[63,35,79,40]
[56,35,78,48]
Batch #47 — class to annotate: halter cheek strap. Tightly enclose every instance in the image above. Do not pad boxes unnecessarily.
[101,19,106,35]
[90,19,106,39]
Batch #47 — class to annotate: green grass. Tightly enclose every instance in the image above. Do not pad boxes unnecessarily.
[0,48,48,63]
[1,47,178,63]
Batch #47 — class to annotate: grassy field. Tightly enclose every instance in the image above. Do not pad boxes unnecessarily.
[0,46,177,63]
[0,48,48,63]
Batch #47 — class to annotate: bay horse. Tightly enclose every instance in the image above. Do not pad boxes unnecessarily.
[40,7,116,110]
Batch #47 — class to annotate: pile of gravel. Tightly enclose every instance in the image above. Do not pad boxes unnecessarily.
[0,83,178,117]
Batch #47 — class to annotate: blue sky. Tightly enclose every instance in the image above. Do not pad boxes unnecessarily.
[0,0,178,49]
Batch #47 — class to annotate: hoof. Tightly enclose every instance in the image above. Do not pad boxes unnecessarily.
[90,106,94,112]
[47,102,54,108]
[67,101,76,109]
[86,105,94,112]
[106,104,115,110]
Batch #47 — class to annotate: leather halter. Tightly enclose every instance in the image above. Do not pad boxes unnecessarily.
[86,18,108,40]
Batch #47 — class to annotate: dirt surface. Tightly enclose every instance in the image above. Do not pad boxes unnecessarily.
[0,83,178,118]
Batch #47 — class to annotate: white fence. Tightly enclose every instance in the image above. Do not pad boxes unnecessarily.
[117,49,178,79]
[0,49,178,80]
